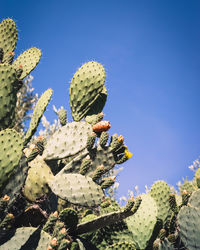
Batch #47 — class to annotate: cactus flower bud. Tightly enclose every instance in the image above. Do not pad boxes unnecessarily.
[124,148,133,159]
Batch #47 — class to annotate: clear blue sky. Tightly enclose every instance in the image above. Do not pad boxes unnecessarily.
[2,0,200,198]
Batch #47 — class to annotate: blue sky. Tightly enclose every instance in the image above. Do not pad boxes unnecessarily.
[2,0,200,198]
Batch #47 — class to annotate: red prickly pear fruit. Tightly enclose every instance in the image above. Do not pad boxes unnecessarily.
[92,121,111,133]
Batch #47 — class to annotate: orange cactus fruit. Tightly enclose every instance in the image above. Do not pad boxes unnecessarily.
[92,121,111,133]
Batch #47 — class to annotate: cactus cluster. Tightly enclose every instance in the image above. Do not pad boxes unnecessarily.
[0,18,137,249]
[0,17,200,250]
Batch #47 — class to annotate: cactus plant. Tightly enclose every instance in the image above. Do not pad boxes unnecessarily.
[2,17,200,250]
[0,129,24,193]
[70,61,107,121]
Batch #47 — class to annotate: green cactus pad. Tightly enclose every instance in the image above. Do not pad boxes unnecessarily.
[0,19,17,60]
[48,173,104,207]
[23,155,54,201]
[1,154,28,207]
[188,189,200,209]
[0,64,18,129]
[0,129,23,193]
[90,147,115,175]
[0,227,51,250]
[43,121,92,161]
[149,180,171,225]
[105,241,136,249]
[13,47,41,80]
[24,88,53,145]
[179,179,196,195]
[57,107,67,126]
[70,61,106,121]
[59,208,78,231]
[178,205,200,250]
[126,194,158,250]
[81,213,97,223]
[86,85,107,117]
[85,112,104,125]
[60,145,116,179]
[194,168,200,187]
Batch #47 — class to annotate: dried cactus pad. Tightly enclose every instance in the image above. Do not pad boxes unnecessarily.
[70,61,106,121]
[0,64,17,129]
[13,47,41,80]
[0,18,17,57]
[43,121,92,160]
[0,129,23,193]
[0,227,51,250]
[24,88,53,146]
[48,173,104,207]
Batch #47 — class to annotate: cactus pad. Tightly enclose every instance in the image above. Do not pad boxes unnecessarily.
[106,241,136,249]
[0,19,17,60]
[178,205,200,250]
[13,48,41,80]
[23,155,54,201]
[70,61,106,121]
[0,64,18,129]
[126,194,158,249]
[0,227,51,249]
[48,173,104,207]
[57,107,67,126]
[194,168,200,187]
[188,189,200,209]
[0,129,23,193]
[87,146,116,177]
[149,180,171,225]
[59,208,78,231]
[1,154,28,208]
[43,121,92,161]
[24,88,53,145]
[179,179,196,195]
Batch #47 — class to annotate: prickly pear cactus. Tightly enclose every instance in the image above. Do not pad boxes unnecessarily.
[0,64,18,129]
[0,19,17,61]
[149,180,171,225]
[0,18,42,130]
[126,194,158,249]
[188,189,200,209]
[13,47,41,80]
[0,129,23,193]
[178,206,200,250]
[24,88,53,145]
[70,61,107,121]
[106,241,136,249]
[0,227,51,250]
[49,173,104,207]
[0,17,158,250]
[43,121,92,160]
[23,155,54,202]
